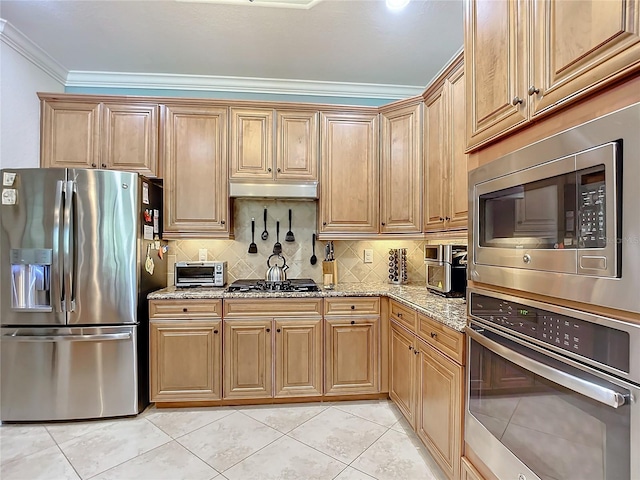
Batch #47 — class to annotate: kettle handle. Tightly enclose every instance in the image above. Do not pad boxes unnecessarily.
[267,254,287,268]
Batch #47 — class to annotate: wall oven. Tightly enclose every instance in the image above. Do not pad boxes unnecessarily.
[469,102,640,314]
[466,288,640,480]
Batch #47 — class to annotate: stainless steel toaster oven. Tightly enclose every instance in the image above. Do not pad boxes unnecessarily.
[175,261,227,287]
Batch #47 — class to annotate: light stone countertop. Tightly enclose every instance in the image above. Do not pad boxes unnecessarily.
[148,282,467,331]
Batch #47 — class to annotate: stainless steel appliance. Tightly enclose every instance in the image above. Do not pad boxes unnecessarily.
[265,254,289,282]
[388,248,408,285]
[466,287,640,480]
[424,244,467,297]
[0,168,166,422]
[469,102,640,314]
[175,261,227,287]
[227,278,319,292]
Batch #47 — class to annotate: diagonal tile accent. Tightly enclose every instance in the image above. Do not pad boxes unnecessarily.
[145,407,236,438]
[332,400,402,428]
[237,403,329,434]
[0,425,57,465]
[334,466,377,480]
[0,445,79,480]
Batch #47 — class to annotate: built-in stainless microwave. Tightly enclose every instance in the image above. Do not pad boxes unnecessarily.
[469,102,640,315]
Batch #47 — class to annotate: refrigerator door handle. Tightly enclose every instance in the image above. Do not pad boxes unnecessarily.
[1,332,132,342]
[52,180,64,313]
[62,181,76,312]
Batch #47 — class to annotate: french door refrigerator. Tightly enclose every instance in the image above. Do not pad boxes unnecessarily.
[0,168,166,422]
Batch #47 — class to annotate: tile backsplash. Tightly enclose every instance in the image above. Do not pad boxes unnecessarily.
[166,199,466,286]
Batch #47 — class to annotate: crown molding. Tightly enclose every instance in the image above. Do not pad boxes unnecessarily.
[65,71,424,100]
[0,19,68,84]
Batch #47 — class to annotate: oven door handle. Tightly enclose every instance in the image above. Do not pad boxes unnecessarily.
[467,326,629,409]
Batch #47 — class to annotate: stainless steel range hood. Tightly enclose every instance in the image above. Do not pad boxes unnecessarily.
[229,182,318,199]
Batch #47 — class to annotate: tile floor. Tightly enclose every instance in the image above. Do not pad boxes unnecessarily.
[0,399,447,480]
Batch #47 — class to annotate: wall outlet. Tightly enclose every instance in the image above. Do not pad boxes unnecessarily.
[364,249,374,263]
[198,248,208,261]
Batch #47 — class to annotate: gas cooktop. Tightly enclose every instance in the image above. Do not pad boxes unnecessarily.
[226,279,320,293]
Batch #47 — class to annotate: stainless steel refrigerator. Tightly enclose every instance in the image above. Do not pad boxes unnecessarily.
[0,168,166,422]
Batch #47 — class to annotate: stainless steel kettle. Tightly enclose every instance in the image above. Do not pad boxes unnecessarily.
[265,254,288,282]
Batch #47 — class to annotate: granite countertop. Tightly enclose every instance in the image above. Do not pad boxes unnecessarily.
[148,282,467,331]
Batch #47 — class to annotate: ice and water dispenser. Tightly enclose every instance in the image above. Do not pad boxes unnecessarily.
[10,249,52,310]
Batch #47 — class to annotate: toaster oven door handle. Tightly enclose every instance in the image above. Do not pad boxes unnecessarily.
[467,326,629,409]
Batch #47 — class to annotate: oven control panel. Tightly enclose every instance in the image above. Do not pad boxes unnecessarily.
[470,293,629,372]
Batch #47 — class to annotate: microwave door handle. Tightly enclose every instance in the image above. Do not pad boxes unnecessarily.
[52,180,64,313]
[466,327,628,409]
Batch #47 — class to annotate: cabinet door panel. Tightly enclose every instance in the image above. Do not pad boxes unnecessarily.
[424,89,446,232]
[163,105,229,236]
[532,0,640,115]
[325,317,379,395]
[274,319,322,397]
[465,0,529,149]
[224,319,272,399]
[150,320,221,402]
[416,340,463,480]
[389,322,417,427]
[41,101,100,169]
[230,108,273,179]
[276,111,318,181]
[103,103,158,176]
[380,104,422,233]
[319,112,379,234]
[447,66,469,229]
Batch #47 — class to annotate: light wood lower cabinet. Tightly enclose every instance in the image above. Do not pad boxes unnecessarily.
[150,320,222,402]
[461,457,485,480]
[389,321,418,427]
[324,316,379,395]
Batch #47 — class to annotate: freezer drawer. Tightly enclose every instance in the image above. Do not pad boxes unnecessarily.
[0,325,138,422]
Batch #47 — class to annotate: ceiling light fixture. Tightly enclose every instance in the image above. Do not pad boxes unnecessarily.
[386,0,410,10]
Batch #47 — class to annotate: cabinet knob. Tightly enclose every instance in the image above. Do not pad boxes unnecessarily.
[276,328,281,333]
[439,217,444,222]
[445,216,450,221]
[323,222,327,226]
[397,312,402,318]
[182,308,188,312]
[268,167,272,172]
[101,164,107,168]
[350,320,355,325]
[414,349,419,355]
[528,85,540,96]
[91,163,97,168]
[266,328,271,332]
[381,222,386,226]
[430,332,437,339]
[408,345,413,350]
[221,220,226,225]
[277,168,281,173]
[214,329,219,334]
[350,305,355,310]
[512,96,524,106]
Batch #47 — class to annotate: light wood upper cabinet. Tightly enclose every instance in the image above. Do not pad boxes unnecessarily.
[319,112,379,235]
[274,318,323,397]
[276,110,318,181]
[149,319,222,402]
[465,0,640,150]
[162,104,230,238]
[324,315,379,395]
[102,103,158,177]
[423,58,468,233]
[40,100,101,169]
[380,102,422,233]
[230,108,273,179]
[40,96,159,176]
[223,319,273,400]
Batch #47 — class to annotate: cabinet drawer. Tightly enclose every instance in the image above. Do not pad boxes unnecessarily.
[224,298,322,317]
[389,300,417,331]
[149,299,222,319]
[417,313,464,365]
[324,297,380,316]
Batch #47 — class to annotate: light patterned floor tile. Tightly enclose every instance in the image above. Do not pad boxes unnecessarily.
[389,416,414,435]
[0,445,79,480]
[223,435,346,480]
[332,400,402,428]
[146,407,236,438]
[46,419,119,445]
[288,407,387,464]
[333,466,377,479]
[92,441,218,480]
[238,403,329,433]
[58,418,171,479]
[0,425,57,465]
[177,411,282,472]
[351,429,446,480]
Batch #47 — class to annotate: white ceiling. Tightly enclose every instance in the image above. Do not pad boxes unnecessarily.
[0,0,464,95]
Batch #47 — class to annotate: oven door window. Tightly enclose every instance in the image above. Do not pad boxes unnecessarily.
[426,264,448,292]
[469,333,631,480]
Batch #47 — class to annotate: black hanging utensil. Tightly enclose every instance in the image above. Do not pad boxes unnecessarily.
[285,209,295,242]
[310,233,317,265]
[248,218,258,254]
[273,220,282,254]
[261,207,268,241]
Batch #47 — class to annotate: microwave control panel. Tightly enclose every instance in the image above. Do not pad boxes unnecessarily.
[470,293,629,373]
[578,171,607,248]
